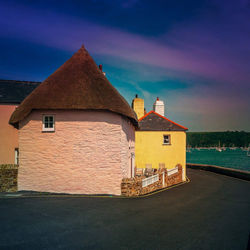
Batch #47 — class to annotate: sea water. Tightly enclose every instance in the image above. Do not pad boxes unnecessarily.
[186,148,250,172]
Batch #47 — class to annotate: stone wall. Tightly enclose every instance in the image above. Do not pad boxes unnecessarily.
[0,164,18,192]
[166,165,183,186]
[121,165,183,197]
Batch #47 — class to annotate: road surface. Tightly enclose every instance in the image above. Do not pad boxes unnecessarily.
[0,168,249,249]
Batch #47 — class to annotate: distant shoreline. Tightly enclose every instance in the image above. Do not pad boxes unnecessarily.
[187,146,248,149]
[187,131,250,148]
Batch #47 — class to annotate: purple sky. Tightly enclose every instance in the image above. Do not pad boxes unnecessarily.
[0,0,249,131]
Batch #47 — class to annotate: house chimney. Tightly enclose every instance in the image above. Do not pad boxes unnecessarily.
[153,97,165,116]
[132,94,144,119]
[99,64,106,76]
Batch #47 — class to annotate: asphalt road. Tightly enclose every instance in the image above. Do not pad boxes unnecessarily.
[0,168,249,250]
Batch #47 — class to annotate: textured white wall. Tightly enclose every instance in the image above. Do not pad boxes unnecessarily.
[18,110,135,195]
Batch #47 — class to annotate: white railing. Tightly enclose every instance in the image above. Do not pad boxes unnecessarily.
[167,166,178,176]
[142,174,159,188]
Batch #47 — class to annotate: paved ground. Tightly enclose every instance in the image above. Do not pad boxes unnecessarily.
[0,168,249,250]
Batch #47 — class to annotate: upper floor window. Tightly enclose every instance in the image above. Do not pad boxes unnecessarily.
[42,115,55,132]
[163,135,171,145]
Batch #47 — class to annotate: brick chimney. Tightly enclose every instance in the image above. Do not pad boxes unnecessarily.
[131,94,144,120]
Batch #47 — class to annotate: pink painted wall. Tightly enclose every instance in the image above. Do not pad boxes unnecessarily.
[121,117,135,178]
[0,105,18,164]
[18,110,135,195]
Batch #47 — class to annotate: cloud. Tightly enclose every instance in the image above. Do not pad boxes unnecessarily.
[0,0,249,131]
[1,1,249,87]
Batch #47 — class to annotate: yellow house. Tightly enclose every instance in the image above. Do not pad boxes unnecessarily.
[133,96,188,181]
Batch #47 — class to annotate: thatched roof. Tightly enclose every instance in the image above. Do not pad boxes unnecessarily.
[9,45,138,127]
[139,111,188,131]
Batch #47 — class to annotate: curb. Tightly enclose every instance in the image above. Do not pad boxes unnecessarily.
[187,163,250,181]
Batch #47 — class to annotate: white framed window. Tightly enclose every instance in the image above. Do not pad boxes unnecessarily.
[42,115,55,132]
[163,135,171,145]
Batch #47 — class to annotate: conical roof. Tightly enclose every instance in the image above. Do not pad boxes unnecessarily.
[9,45,138,127]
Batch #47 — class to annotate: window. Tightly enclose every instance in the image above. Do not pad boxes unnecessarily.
[42,115,55,132]
[15,148,19,165]
[163,135,171,145]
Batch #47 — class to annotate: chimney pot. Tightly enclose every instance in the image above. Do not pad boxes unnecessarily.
[99,64,103,72]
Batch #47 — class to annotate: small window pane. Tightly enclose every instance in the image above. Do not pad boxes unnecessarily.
[43,115,55,131]
[163,135,170,144]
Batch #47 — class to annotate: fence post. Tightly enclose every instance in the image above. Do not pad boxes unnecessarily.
[162,171,165,187]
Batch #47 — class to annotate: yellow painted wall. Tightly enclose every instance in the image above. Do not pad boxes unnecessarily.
[135,131,186,181]
[132,98,144,119]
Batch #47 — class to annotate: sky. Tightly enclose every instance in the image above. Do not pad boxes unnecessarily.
[0,0,249,131]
